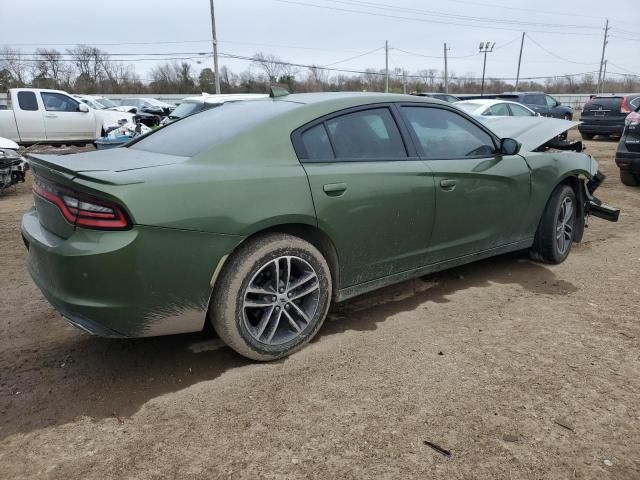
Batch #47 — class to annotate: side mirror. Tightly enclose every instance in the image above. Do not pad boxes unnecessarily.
[535,112,541,117]
[78,103,89,113]
[500,138,521,156]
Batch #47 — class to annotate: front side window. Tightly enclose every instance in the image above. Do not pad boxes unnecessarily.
[485,103,510,116]
[41,92,80,112]
[402,106,496,159]
[509,104,534,116]
[17,91,38,111]
[324,108,406,159]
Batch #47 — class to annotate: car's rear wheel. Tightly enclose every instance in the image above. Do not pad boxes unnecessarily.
[620,171,640,186]
[210,233,332,361]
[580,132,594,140]
[530,184,577,264]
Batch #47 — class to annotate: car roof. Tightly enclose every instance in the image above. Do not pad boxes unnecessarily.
[180,93,269,105]
[455,99,525,107]
[275,91,442,107]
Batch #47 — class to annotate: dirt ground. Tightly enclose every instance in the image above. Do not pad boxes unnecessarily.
[0,132,638,479]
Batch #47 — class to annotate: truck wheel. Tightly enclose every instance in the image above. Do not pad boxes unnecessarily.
[620,171,640,186]
[580,132,594,140]
[530,184,577,264]
[210,233,332,361]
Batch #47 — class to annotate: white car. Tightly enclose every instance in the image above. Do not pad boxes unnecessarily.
[160,93,268,125]
[455,99,538,117]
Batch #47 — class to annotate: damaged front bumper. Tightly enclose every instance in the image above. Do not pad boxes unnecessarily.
[585,171,620,222]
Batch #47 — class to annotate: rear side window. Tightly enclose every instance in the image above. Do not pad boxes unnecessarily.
[324,108,406,159]
[523,94,545,106]
[300,124,334,160]
[17,91,38,111]
[545,96,557,107]
[402,106,496,159]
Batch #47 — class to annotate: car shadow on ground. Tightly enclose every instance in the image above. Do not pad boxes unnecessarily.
[0,251,576,440]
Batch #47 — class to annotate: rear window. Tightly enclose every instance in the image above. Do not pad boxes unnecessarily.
[584,97,622,111]
[129,99,298,157]
[18,91,38,111]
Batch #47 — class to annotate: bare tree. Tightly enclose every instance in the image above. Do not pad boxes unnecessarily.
[0,47,28,85]
[252,52,286,83]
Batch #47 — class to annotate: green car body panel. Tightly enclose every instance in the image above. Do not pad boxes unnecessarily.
[21,92,609,338]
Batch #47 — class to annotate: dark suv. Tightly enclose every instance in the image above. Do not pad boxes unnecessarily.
[615,105,640,186]
[496,92,573,119]
[579,94,640,140]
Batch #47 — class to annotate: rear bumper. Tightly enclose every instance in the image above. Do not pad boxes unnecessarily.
[578,123,624,136]
[615,143,640,173]
[22,208,241,337]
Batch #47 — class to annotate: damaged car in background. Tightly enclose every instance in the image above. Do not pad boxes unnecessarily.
[21,92,619,361]
[0,137,28,194]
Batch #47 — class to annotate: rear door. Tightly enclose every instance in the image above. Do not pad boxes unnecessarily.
[399,105,531,264]
[523,94,550,116]
[12,90,46,142]
[40,92,95,141]
[294,105,436,287]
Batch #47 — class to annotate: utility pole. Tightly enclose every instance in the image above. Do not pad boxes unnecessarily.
[385,40,389,93]
[601,60,608,93]
[515,32,525,92]
[596,19,609,94]
[479,41,495,96]
[443,42,449,94]
[209,0,221,94]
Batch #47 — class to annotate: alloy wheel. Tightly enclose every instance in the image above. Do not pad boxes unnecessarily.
[242,256,320,345]
[555,197,574,255]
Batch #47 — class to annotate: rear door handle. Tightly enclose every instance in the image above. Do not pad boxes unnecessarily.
[323,182,347,196]
[440,179,457,190]
[46,113,57,118]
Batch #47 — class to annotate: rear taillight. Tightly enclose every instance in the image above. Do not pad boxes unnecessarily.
[621,97,632,114]
[33,176,130,230]
[625,111,640,127]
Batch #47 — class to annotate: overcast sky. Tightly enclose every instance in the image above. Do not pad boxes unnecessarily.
[2,0,639,83]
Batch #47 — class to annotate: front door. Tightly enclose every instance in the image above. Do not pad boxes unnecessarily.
[294,106,436,288]
[40,92,95,141]
[399,105,531,264]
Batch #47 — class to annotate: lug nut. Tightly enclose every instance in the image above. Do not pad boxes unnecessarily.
[271,296,277,302]
[287,292,293,298]
[275,306,280,311]
[279,288,285,293]
[284,304,290,310]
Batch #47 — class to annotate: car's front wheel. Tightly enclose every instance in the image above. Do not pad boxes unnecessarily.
[210,233,332,361]
[620,171,640,186]
[530,184,577,264]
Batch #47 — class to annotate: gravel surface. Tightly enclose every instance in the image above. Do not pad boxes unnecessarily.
[0,134,638,479]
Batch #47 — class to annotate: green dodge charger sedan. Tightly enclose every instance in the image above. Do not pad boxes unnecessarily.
[22,92,619,360]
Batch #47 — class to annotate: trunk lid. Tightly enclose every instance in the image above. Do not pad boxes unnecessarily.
[27,148,189,238]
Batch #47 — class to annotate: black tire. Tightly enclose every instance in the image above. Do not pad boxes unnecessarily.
[620,171,640,187]
[580,132,594,140]
[530,184,577,264]
[210,233,332,361]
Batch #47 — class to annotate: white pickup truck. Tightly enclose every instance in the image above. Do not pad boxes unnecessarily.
[0,88,133,145]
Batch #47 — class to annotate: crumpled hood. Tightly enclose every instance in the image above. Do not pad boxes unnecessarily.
[0,136,19,150]
[479,116,580,152]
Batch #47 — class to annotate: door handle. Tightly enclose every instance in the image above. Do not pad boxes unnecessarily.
[323,182,347,196]
[440,179,457,190]
[46,113,57,118]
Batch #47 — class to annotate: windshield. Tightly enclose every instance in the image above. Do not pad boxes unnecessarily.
[456,102,482,113]
[170,102,206,119]
[96,97,117,109]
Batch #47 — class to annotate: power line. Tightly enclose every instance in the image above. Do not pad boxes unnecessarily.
[275,0,603,36]
[315,0,601,30]
[525,35,600,65]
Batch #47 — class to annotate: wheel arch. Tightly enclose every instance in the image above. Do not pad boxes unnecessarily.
[211,222,341,297]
